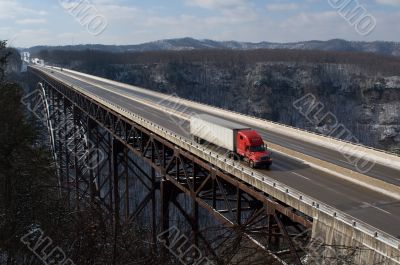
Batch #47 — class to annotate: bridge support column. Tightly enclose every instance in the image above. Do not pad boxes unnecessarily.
[160,179,171,240]
[112,138,123,227]
[73,105,81,211]
[274,212,302,265]
[63,99,71,208]
[87,118,97,203]
[124,147,129,223]
[192,164,199,246]
[160,178,172,258]
[112,138,124,265]
[151,167,157,248]
[56,91,64,188]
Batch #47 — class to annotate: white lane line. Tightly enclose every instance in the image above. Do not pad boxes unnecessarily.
[148,112,159,118]
[273,163,311,181]
[292,172,311,181]
[364,202,392,216]
[269,146,400,201]
[272,164,362,200]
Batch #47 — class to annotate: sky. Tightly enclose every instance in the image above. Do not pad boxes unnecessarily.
[1,0,400,48]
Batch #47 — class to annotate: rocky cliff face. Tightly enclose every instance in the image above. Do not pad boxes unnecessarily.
[72,62,400,152]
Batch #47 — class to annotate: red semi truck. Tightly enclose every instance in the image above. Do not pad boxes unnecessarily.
[190,114,272,169]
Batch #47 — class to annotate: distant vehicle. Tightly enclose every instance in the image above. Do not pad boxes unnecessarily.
[190,114,272,169]
[31,58,44,66]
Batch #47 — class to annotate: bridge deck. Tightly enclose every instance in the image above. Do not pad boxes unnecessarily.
[35,66,400,239]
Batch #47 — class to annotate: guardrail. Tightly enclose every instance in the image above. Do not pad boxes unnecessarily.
[30,66,400,255]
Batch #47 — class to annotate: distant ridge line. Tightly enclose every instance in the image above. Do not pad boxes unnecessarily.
[24,37,400,57]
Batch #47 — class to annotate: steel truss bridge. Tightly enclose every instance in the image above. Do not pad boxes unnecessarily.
[27,65,400,265]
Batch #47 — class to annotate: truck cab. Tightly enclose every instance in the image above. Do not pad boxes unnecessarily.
[236,130,272,168]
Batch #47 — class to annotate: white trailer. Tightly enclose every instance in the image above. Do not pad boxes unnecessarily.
[190,114,250,151]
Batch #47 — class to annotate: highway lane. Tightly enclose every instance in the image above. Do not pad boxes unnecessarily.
[35,66,400,238]
[45,67,400,185]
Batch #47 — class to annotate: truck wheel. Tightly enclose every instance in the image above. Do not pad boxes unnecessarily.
[249,160,255,168]
[195,137,204,144]
[228,152,236,160]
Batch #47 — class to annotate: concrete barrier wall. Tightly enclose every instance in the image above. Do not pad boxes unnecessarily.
[313,211,400,265]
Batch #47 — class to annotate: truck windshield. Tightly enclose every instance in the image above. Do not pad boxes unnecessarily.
[249,145,265,152]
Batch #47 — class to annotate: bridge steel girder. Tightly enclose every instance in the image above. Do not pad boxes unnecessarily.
[31,68,313,264]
